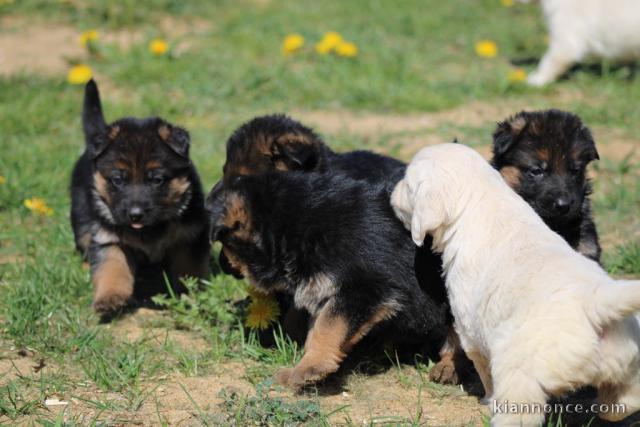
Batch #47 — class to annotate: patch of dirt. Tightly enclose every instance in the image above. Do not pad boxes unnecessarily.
[294,100,523,139]
[0,15,211,76]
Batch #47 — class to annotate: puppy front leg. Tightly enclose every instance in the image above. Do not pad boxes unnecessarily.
[528,44,578,87]
[429,326,463,384]
[90,244,134,316]
[276,301,348,389]
[466,351,493,403]
[276,299,393,389]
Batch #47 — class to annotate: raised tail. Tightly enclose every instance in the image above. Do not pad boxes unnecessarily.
[592,280,640,325]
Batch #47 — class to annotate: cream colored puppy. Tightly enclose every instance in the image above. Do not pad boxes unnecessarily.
[391,143,640,426]
[527,0,640,86]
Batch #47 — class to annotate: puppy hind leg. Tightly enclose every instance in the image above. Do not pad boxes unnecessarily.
[490,370,548,427]
[466,351,493,403]
[528,45,578,87]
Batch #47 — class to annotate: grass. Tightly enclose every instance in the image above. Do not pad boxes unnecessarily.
[0,0,638,424]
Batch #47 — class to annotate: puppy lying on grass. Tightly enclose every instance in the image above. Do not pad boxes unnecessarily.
[209,171,448,389]
[392,143,640,426]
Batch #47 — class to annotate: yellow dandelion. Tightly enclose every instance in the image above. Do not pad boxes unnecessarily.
[282,33,305,55]
[508,68,527,83]
[79,29,99,46]
[149,39,169,56]
[66,64,93,85]
[501,0,514,7]
[315,31,343,55]
[475,40,498,58]
[335,41,358,57]
[245,297,280,330]
[24,198,54,216]
[0,176,5,185]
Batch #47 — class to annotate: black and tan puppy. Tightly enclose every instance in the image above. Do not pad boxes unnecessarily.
[208,171,448,389]
[222,114,405,186]
[492,109,601,261]
[70,80,210,317]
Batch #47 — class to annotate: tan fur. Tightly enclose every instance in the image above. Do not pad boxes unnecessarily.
[165,176,191,204]
[77,232,92,253]
[93,172,111,204]
[508,116,527,134]
[276,304,349,388]
[499,166,521,189]
[345,302,398,350]
[158,124,171,141]
[92,245,134,314]
[223,192,254,242]
[276,132,315,146]
[222,247,251,279]
[146,160,161,169]
[536,148,550,162]
[108,125,120,140]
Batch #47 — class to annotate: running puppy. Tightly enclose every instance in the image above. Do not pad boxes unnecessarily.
[392,143,640,426]
[209,171,448,389]
[70,80,210,318]
[526,0,640,86]
[492,109,601,261]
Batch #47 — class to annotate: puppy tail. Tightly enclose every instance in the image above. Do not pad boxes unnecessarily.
[593,280,640,325]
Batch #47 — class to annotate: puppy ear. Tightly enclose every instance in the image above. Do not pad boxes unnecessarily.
[492,115,528,158]
[579,127,599,162]
[271,133,322,171]
[159,124,190,158]
[82,79,109,158]
[410,181,444,247]
[390,179,413,230]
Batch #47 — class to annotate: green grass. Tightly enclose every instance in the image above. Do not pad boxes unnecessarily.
[1,0,639,424]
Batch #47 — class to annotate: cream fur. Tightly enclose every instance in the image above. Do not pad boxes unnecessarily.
[391,143,640,426]
[527,0,640,86]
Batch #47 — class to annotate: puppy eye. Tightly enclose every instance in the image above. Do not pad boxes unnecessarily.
[150,176,165,186]
[528,167,544,177]
[110,176,124,187]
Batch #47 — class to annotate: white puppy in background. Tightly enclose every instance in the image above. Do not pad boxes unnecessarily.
[391,143,640,426]
[526,0,640,86]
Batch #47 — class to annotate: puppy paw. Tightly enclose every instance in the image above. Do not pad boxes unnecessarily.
[429,358,459,385]
[92,293,131,317]
[527,72,550,87]
[275,365,326,389]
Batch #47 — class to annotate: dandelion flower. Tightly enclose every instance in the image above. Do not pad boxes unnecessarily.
[335,41,358,57]
[508,68,527,82]
[475,40,498,58]
[315,31,343,55]
[501,0,514,7]
[67,64,93,85]
[24,198,53,216]
[0,175,5,184]
[79,29,99,46]
[282,33,305,55]
[149,39,169,56]
[245,297,280,330]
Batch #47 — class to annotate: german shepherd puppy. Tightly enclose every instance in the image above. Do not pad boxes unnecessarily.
[491,109,601,262]
[208,171,448,389]
[70,80,210,318]
[222,114,405,185]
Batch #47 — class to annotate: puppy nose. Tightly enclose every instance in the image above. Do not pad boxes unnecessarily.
[553,197,571,214]
[129,206,144,222]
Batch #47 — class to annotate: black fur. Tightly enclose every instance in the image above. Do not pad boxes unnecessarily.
[208,171,448,388]
[491,109,601,262]
[70,80,210,317]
